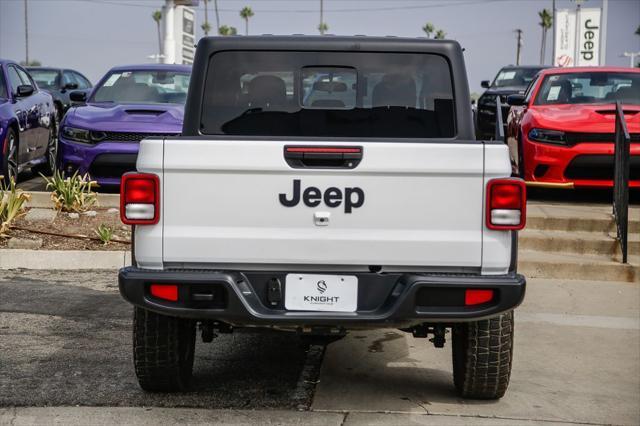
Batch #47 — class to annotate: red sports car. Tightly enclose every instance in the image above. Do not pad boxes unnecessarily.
[505,67,639,188]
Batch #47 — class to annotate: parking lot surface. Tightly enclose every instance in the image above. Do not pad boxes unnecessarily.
[1,270,638,425]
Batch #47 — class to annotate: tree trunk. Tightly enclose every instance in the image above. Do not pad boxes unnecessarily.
[245,18,248,36]
[214,0,220,33]
[203,0,209,36]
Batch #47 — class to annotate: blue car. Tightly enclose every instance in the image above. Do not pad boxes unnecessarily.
[0,59,57,183]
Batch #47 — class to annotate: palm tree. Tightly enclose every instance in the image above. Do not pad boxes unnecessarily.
[152,10,162,58]
[422,22,435,38]
[219,25,238,36]
[202,0,210,36]
[538,9,552,65]
[240,6,254,36]
[434,29,446,40]
[318,22,328,35]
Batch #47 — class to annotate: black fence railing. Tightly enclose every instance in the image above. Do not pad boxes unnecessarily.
[613,101,630,264]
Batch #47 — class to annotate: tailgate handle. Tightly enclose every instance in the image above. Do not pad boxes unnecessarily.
[284,146,362,169]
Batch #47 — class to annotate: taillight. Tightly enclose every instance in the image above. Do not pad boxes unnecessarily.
[150,284,178,302]
[465,289,494,306]
[486,178,526,230]
[120,173,160,225]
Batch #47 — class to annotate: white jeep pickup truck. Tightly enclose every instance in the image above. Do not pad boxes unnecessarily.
[118,36,527,399]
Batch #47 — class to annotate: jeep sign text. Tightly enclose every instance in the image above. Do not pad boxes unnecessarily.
[279,179,365,213]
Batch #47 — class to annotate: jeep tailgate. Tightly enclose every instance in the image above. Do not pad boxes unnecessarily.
[160,139,485,269]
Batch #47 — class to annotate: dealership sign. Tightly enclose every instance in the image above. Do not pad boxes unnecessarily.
[554,8,602,67]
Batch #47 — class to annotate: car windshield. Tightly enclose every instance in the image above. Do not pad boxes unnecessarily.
[30,69,60,89]
[492,68,541,88]
[0,70,7,99]
[534,72,640,105]
[91,70,191,104]
[201,51,456,138]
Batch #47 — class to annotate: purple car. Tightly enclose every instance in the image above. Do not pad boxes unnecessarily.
[0,59,57,183]
[58,64,191,186]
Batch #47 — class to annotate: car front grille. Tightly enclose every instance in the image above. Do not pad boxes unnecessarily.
[102,132,178,142]
[565,154,640,181]
[89,153,138,179]
[565,132,640,145]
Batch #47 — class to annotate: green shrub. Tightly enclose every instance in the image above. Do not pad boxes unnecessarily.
[94,224,114,245]
[0,177,31,237]
[42,170,97,212]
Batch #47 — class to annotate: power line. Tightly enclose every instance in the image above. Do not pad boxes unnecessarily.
[59,0,510,13]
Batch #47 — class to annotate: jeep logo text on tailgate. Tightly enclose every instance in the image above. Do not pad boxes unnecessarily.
[279,179,365,213]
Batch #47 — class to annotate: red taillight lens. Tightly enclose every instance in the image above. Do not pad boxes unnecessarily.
[465,289,494,306]
[486,178,526,230]
[124,178,156,204]
[150,284,178,302]
[120,173,160,225]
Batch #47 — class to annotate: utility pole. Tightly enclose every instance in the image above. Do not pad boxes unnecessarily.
[163,0,175,64]
[203,0,209,35]
[319,0,325,35]
[23,0,29,65]
[515,29,523,65]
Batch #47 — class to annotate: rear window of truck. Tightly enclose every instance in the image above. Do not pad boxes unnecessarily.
[201,51,456,138]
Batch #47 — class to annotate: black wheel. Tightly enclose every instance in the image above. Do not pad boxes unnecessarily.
[1,128,19,184]
[452,311,514,399]
[133,307,196,392]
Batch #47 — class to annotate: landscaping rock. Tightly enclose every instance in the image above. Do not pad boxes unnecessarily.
[107,208,119,214]
[84,211,97,217]
[8,238,43,250]
[68,213,80,219]
[24,208,57,223]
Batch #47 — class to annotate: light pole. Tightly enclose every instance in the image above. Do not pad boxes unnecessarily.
[24,0,29,65]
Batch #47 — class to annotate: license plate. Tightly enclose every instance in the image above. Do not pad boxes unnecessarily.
[285,274,358,312]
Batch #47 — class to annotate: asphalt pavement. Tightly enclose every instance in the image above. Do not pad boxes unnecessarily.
[1,270,638,425]
[0,270,322,410]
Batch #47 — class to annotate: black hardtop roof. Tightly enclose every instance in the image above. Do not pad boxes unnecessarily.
[183,35,474,140]
[196,35,463,56]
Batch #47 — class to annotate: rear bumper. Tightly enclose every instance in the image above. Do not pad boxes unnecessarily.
[118,267,526,327]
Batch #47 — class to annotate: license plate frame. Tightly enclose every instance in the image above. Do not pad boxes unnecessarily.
[284,274,358,312]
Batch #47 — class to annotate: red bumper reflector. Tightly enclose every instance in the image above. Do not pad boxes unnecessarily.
[150,284,178,302]
[465,289,494,306]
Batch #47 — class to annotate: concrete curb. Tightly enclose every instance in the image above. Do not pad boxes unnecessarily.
[0,249,130,270]
[25,191,120,208]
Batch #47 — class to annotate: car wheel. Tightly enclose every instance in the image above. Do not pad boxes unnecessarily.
[133,307,196,392]
[1,128,19,184]
[451,311,514,399]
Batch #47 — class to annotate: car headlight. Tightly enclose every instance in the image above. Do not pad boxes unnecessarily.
[62,126,91,143]
[61,127,107,144]
[528,128,567,145]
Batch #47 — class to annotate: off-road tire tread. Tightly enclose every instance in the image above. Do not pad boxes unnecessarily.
[452,311,514,399]
[133,307,196,392]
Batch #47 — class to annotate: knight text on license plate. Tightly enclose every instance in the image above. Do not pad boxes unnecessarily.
[285,274,358,312]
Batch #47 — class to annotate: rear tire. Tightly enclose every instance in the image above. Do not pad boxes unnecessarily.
[1,128,19,184]
[451,311,514,399]
[133,307,196,392]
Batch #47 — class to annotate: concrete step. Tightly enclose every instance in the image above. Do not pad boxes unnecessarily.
[518,250,639,283]
[519,229,640,256]
[527,202,640,233]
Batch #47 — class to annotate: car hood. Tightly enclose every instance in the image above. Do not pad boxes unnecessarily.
[65,103,184,133]
[530,104,640,133]
[481,86,527,97]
